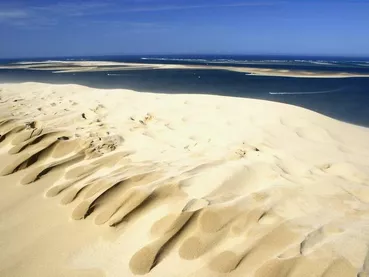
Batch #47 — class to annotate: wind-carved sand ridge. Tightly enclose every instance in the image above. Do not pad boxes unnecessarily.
[1,82,369,277]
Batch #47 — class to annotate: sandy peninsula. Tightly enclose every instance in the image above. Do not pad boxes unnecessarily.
[1,82,369,277]
[1,60,369,78]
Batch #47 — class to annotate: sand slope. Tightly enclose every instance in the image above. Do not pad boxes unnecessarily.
[1,83,369,277]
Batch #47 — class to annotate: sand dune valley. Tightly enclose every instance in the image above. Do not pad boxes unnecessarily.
[1,82,369,277]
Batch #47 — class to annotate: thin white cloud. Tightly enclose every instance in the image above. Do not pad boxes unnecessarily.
[27,1,284,17]
[32,2,111,16]
[77,19,173,34]
[119,2,284,12]
[0,8,57,28]
[0,10,29,20]
[0,1,284,29]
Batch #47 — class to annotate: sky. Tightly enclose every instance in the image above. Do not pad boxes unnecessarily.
[1,0,369,58]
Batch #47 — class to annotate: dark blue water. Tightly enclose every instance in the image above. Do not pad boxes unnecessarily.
[1,55,369,127]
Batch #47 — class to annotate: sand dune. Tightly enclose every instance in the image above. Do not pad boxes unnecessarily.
[1,82,369,277]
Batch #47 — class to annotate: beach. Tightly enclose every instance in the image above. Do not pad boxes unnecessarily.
[1,82,369,277]
[2,60,369,78]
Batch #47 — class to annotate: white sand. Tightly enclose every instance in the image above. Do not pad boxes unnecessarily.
[1,82,369,277]
[1,61,369,78]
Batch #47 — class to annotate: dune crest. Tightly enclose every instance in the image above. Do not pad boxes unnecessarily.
[1,83,369,277]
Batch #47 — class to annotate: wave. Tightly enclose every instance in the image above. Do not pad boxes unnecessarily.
[140,57,287,64]
[140,58,352,66]
[141,57,209,63]
[107,73,136,76]
[269,88,345,95]
[15,60,63,65]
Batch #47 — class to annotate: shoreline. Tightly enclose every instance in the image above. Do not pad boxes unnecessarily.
[1,60,369,78]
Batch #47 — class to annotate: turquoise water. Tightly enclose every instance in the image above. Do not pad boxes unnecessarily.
[1,55,369,127]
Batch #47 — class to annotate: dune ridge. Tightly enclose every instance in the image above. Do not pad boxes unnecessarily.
[1,82,369,277]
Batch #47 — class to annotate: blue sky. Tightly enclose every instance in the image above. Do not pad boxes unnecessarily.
[1,0,369,58]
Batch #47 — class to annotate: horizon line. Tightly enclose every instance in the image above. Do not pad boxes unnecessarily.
[1,53,369,60]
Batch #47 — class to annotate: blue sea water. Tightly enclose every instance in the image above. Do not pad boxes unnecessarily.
[1,55,369,127]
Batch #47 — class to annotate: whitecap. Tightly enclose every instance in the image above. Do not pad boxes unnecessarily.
[269,88,345,95]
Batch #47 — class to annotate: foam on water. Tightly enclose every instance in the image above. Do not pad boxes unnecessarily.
[269,87,345,95]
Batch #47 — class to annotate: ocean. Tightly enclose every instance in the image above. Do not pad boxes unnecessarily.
[1,55,369,127]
